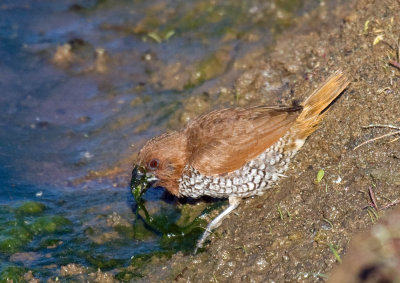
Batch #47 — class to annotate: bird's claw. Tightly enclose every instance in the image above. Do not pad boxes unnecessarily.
[193,197,241,254]
[193,228,212,254]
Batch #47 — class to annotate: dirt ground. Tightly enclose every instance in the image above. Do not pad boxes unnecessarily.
[135,0,400,281]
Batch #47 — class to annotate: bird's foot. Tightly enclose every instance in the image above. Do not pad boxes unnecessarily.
[194,227,212,254]
[193,196,241,254]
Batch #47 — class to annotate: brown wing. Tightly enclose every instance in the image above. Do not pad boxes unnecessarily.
[184,105,301,176]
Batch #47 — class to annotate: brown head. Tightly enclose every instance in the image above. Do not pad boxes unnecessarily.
[131,131,187,196]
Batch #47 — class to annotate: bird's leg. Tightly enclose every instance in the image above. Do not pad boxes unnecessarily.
[194,196,241,254]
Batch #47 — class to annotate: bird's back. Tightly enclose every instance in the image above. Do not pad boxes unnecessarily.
[184,106,301,176]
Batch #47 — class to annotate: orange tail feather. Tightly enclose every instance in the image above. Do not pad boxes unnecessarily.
[294,70,350,139]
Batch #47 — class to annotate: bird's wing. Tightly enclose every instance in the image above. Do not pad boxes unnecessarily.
[184,105,301,176]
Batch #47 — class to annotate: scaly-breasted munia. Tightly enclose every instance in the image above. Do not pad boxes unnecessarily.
[131,70,349,252]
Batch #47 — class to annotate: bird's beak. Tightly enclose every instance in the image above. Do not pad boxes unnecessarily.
[130,165,158,199]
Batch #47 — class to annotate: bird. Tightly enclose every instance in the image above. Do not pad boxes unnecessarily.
[131,70,349,253]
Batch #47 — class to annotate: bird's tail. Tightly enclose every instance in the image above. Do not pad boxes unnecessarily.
[293,70,350,140]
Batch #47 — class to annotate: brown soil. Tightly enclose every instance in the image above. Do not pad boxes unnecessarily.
[137,0,400,281]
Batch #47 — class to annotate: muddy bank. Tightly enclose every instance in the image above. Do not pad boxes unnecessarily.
[135,0,400,281]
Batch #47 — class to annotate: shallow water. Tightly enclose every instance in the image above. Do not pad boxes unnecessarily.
[0,0,319,280]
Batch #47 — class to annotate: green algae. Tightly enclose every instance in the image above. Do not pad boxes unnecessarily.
[29,216,73,235]
[182,49,231,90]
[0,237,28,254]
[114,224,135,239]
[164,1,247,38]
[131,168,208,252]
[115,252,174,281]
[130,165,230,253]
[38,237,62,249]
[115,270,143,281]
[0,202,72,255]
[15,201,46,215]
[121,221,155,240]
[193,50,230,85]
[8,226,32,242]
[86,254,125,270]
[130,251,173,269]
[0,266,28,283]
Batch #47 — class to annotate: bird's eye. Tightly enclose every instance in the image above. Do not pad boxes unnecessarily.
[148,159,160,170]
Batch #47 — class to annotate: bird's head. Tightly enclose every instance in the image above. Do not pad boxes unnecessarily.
[131,131,187,196]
